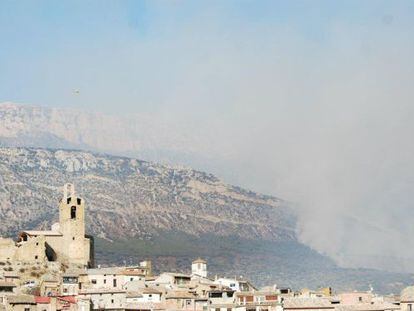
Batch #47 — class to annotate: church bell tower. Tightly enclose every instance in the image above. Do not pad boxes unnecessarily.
[57,183,89,266]
[59,183,85,238]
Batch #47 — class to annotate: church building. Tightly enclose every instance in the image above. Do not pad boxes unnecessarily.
[0,184,94,267]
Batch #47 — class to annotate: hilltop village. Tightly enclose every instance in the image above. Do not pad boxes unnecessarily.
[0,185,413,311]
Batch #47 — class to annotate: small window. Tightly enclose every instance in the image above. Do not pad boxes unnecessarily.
[111,299,114,304]
[359,297,362,302]
[149,294,152,297]
[130,278,133,281]
[67,197,71,204]
[77,198,81,205]
[24,308,30,311]
[72,237,75,240]
[35,255,38,260]
[113,279,117,287]
[63,288,68,293]
[91,279,97,284]
[104,279,107,284]
[36,242,39,246]
[71,206,76,219]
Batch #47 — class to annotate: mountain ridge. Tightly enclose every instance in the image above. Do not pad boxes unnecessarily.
[0,147,294,241]
[0,146,413,294]
[0,102,212,165]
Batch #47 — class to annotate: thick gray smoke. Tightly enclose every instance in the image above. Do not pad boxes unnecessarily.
[141,8,414,272]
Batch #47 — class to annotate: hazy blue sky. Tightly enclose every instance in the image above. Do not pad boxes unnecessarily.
[2,1,414,273]
[1,0,413,114]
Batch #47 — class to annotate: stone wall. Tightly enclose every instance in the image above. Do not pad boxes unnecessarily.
[0,238,16,262]
[15,236,47,263]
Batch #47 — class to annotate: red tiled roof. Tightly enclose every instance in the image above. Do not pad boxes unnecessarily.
[35,297,51,304]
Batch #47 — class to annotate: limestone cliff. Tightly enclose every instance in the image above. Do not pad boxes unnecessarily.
[0,147,295,242]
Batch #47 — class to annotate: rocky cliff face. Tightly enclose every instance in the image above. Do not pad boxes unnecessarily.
[0,102,210,163]
[0,147,295,242]
[0,147,412,293]
[1,104,412,293]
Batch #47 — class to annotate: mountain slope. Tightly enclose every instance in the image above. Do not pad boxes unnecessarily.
[0,147,294,241]
[0,147,412,294]
[0,102,212,165]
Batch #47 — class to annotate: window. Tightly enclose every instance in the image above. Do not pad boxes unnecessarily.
[67,197,71,204]
[113,279,117,287]
[63,288,68,293]
[63,277,78,284]
[24,308,30,311]
[186,300,191,306]
[257,296,264,303]
[35,256,38,260]
[71,206,76,219]
[111,299,114,304]
[36,242,39,246]
[408,304,412,311]
[359,297,362,302]
[104,279,106,284]
[77,198,81,205]
[130,278,133,281]
[91,279,97,284]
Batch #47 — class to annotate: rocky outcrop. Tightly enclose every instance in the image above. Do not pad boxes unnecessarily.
[0,147,295,242]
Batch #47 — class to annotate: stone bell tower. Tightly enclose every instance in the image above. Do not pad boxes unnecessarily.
[57,183,91,266]
[59,183,85,238]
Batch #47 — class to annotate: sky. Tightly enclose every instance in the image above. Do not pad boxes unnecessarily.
[1,0,414,272]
